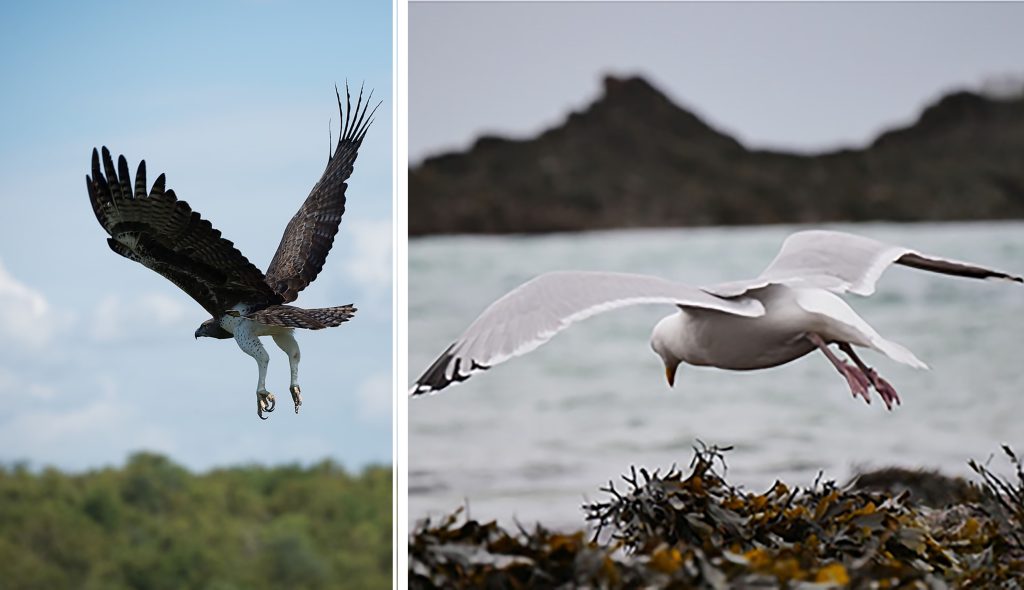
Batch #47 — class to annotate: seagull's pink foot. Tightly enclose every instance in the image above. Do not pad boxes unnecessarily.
[838,361,872,405]
[808,334,876,406]
[866,369,901,411]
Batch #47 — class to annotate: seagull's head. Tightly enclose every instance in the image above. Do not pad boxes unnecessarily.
[195,318,232,340]
[651,314,683,387]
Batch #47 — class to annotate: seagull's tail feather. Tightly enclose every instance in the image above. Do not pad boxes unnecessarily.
[794,288,928,370]
[869,336,929,370]
[249,304,356,330]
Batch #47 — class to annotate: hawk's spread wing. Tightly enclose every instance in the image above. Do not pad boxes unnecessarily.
[87,147,282,316]
[264,83,381,303]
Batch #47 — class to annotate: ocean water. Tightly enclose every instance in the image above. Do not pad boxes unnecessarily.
[409,222,1024,530]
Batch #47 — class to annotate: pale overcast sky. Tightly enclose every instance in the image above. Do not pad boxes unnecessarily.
[410,2,1024,163]
[0,0,392,471]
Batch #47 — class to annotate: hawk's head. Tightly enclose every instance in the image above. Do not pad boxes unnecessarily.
[195,318,232,339]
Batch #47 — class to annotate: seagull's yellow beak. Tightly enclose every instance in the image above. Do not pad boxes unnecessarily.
[664,362,678,387]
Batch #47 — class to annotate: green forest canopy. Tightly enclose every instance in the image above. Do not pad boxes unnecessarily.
[0,452,391,590]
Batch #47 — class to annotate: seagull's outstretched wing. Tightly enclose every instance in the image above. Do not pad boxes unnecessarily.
[87,147,281,316]
[410,271,765,395]
[264,83,382,303]
[705,230,1023,298]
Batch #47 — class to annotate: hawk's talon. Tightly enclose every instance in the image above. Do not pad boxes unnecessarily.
[290,385,302,414]
[257,391,276,420]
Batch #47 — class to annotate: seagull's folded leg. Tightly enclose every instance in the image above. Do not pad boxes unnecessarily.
[807,333,872,405]
[839,343,901,410]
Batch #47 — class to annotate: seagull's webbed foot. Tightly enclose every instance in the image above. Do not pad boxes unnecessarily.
[257,390,276,420]
[866,369,901,410]
[808,334,876,406]
[837,343,902,411]
[290,385,302,414]
[837,361,872,405]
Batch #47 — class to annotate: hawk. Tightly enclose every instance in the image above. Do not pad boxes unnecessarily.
[87,84,380,419]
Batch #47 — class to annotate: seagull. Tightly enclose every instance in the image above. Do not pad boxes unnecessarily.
[411,230,1022,408]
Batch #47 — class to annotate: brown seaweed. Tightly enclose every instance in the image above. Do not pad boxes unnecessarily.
[410,444,1024,589]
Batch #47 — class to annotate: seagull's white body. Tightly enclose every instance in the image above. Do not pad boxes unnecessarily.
[661,287,815,370]
[657,285,922,371]
[412,230,1020,408]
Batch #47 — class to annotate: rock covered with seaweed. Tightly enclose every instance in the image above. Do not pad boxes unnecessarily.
[409,444,1024,588]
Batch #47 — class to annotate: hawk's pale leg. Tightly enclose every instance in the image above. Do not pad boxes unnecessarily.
[234,322,275,420]
[272,332,303,414]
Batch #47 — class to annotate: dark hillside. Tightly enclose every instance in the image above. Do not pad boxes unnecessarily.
[410,76,1024,235]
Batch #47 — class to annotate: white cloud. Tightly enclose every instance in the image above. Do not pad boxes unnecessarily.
[0,376,178,467]
[356,371,392,421]
[0,367,55,400]
[92,292,192,343]
[0,258,55,349]
[0,378,125,448]
[342,217,392,293]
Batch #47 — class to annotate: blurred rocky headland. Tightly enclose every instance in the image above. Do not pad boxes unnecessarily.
[410,75,1024,236]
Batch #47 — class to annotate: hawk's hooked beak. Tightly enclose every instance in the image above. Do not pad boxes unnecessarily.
[664,361,679,388]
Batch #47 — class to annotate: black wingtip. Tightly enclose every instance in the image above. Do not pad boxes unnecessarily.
[409,343,490,397]
[135,160,148,198]
[331,80,380,147]
[344,79,353,139]
[150,172,166,198]
[117,155,131,196]
[327,80,381,159]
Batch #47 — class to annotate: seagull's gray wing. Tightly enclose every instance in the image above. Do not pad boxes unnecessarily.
[704,230,1023,298]
[411,270,765,395]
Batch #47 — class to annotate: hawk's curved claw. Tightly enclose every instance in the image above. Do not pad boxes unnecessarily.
[290,385,302,414]
[257,391,276,420]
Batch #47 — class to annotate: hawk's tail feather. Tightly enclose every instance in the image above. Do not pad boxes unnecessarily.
[301,304,357,328]
[248,304,356,330]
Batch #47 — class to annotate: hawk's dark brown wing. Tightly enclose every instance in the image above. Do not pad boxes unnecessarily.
[87,147,282,316]
[264,83,381,303]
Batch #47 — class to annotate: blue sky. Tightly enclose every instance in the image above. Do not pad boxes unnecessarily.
[0,1,393,471]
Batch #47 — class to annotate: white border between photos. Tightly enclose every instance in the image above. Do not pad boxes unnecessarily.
[393,0,409,586]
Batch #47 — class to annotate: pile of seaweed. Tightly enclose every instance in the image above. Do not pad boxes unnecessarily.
[409,444,1024,588]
